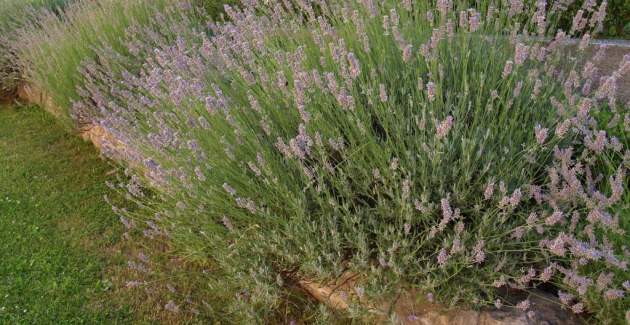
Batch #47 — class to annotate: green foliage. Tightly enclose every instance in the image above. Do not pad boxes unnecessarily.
[598,0,629,38]
[0,0,70,98]
[10,0,181,129]
[192,0,238,19]
[557,0,630,39]
[0,0,627,322]
[79,0,628,322]
[0,0,64,30]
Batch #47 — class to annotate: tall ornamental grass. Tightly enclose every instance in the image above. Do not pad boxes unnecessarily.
[78,0,628,322]
[0,0,69,98]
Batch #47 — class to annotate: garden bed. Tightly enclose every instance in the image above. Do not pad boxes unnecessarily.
[10,80,592,324]
[11,42,627,325]
[1,0,628,323]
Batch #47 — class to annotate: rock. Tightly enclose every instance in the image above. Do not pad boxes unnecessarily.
[298,272,584,325]
[16,82,65,120]
[15,82,162,185]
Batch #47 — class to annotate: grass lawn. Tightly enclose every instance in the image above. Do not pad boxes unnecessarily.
[0,104,132,323]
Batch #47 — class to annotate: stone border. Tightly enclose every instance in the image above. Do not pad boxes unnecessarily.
[15,82,137,166]
[297,272,583,324]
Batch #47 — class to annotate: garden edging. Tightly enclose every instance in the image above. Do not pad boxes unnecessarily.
[16,82,139,168]
[298,272,583,324]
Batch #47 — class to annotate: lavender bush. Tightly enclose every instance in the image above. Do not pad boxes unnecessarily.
[79,0,628,322]
[9,0,185,128]
[0,0,69,98]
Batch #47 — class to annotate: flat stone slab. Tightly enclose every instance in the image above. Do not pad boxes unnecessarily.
[299,273,584,325]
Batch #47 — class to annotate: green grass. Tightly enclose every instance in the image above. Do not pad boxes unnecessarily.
[0,103,322,324]
[0,104,132,323]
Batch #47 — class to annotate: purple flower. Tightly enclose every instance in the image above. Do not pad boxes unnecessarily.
[602,169,625,201]
[459,10,468,29]
[585,130,608,154]
[436,0,452,15]
[484,181,495,200]
[436,115,454,140]
[534,124,548,144]
[558,291,574,305]
[545,210,564,226]
[440,197,453,221]
[511,226,525,239]
[289,124,313,160]
[516,299,530,311]
[571,302,584,314]
[248,161,262,177]
[518,268,536,285]
[468,9,480,32]
[502,60,514,79]
[493,275,507,288]
[426,81,436,102]
[555,119,571,138]
[514,43,529,65]
[604,289,624,300]
[194,166,206,182]
[275,137,293,158]
[437,248,449,267]
[120,216,134,230]
[328,137,345,151]
[597,272,614,291]
[223,183,236,196]
[472,240,485,264]
[164,300,179,313]
[548,233,568,256]
[347,53,361,79]
[236,197,257,214]
[579,33,591,51]
[402,178,411,199]
[570,10,586,33]
[509,188,522,208]
[540,264,555,282]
